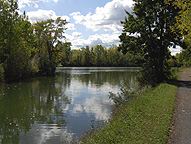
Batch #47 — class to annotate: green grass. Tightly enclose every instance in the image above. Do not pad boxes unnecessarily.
[80,83,177,144]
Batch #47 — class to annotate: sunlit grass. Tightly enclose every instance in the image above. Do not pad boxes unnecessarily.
[80,83,177,144]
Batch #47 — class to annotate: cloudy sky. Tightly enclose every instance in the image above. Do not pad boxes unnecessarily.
[18,0,134,49]
[18,0,181,54]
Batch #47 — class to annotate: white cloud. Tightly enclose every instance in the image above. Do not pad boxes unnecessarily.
[71,97,112,121]
[60,16,70,21]
[27,9,57,23]
[65,33,120,49]
[64,32,83,42]
[22,0,134,49]
[20,125,74,144]
[70,0,134,32]
[72,32,83,38]
[53,0,59,3]
[34,3,39,8]
[18,0,31,8]
[18,0,59,9]
[26,9,70,24]
[66,23,76,31]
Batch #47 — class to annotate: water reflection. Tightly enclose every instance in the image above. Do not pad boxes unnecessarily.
[0,67,138,143]
[71,96,112,120]
[0,76,71,144]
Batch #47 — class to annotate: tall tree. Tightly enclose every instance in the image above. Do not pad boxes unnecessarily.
[81,46,91,66]
[58,42,71,66]
[0,0,34,82]
[33,17,68,75]
[119,0,183,85]
[107,45,119,66]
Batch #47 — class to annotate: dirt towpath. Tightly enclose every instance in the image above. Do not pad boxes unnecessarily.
[168,69,191,144]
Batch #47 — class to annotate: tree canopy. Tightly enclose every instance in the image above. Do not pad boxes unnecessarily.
[119,0,184,85]
[0,0,68,82]
[172,0,191,44]
[169,0,191,66]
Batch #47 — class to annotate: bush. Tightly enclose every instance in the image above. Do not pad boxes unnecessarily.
[109,82,151,106]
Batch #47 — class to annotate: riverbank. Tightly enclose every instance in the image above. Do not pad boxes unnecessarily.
[80,83,177,143]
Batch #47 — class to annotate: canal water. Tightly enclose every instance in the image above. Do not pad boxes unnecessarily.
[0,67,138,144]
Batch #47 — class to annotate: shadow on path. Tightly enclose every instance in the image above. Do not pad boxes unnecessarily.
[177,80,191,88]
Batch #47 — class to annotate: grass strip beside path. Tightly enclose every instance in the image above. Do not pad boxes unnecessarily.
[80,83,177,144]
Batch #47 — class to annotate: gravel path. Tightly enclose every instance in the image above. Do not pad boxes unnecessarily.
[168,69,191,144]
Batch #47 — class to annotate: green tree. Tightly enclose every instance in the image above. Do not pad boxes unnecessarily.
[33,17,68,75]
[0,0,70,82]
[172,0,191,44]
[81,46,91,66]
[69,49,82,66]
[119,0,183,85]
[170,0,191,65]
[92,45,107,66]
[0,0,34,82]
[57,42,71,66]
[107,45,119,66]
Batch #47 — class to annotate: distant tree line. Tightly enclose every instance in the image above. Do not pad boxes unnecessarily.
[57,44,144,67]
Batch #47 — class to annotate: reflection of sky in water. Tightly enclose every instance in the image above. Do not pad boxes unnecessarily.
[66,78,116,120]
[0,67,137,143]
[19,72,117,143]
[19,125,73,144]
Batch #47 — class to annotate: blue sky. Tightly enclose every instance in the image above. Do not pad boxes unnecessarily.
[18,0,181,55]
[18,0,134,49]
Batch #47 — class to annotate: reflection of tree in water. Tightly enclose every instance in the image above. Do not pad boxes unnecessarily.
[0,76,71,144]
[71,71,137,88]
[55,72,71,90]
[0,68,138,143]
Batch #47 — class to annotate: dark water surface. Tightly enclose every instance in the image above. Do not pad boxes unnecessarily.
[0,67,138,144]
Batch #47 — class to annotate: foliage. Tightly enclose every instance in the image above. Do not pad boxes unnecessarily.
[171,0,191,44]
[0,63,4,82]
[33,17,68,75]
[80,83,177,144]
[168,55,179,67]
[176,48,191,67]
[0,76,71,143]
[169,0,191,66]
[58,42,71,66]
[0,0,33,82]
[109,81,144,106]
[119,0,183,85]
[59,44,144,67]
[0,0,68,82]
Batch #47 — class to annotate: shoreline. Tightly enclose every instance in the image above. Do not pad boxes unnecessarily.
[79,83,177,143]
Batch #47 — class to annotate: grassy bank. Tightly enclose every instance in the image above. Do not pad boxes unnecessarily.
[80,83,177,143]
